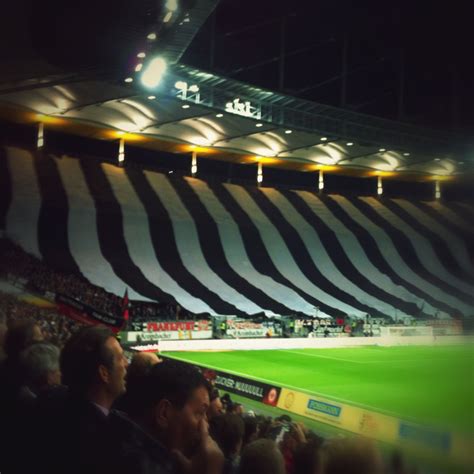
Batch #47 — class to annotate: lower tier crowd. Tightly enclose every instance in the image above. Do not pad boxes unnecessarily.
[0,314,420,474]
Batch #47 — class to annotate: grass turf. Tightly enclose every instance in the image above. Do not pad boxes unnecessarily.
[164,345,474,434]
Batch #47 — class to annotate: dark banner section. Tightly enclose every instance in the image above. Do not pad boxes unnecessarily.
[56,293,123,330]
[210,369,281,407]
[162,356,281,407]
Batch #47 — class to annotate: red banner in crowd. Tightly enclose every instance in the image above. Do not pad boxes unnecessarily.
[55,293,123,332]
[144,320,210,332]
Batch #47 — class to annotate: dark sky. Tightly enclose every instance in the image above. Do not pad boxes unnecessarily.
[183,0,473,133]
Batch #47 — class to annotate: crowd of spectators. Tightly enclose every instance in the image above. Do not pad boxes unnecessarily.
[0,322,419,474]
[0,238,184,321]
[0,291,84,349]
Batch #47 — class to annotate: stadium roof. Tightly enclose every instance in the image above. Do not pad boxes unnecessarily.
[0,62,471,182]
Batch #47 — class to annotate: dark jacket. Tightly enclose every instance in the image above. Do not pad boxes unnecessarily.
[114,419,178,474]
[27,388,133,474]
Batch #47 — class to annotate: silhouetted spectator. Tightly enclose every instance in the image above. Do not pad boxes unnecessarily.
[115,351,161,420]
[242,415,260,447]
[321,438,384,474]
[18,342,61,403]
[210,414,244,473]
[239,439,285,474]
[208,387,224,420]
[117,360,224,474]
[293,439,324,474]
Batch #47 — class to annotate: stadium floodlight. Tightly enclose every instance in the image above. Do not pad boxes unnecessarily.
[346,142,354,146]
[137,52,146,58]
[403,152,410,156]
[141,57,167,89]
[188,84,199,93]
[379,148,386,152]
[147,32,157,41]
[124,77,133,83]
[320,137,328,141]
[216,113,223,118]
[285,130,292,134]
[256,123,263,128]
[434,158,440,161]
[166,0,178,12]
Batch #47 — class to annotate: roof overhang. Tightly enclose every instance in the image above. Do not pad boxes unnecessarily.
[0,64,472,182]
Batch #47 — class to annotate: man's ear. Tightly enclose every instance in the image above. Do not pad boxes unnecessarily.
[154,399,173,430]
[98,364,110,384]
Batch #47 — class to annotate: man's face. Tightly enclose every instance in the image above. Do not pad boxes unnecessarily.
[207,396,224,420]
[167,386,210,453]
[32,324,44,342]
[104,337,128,399]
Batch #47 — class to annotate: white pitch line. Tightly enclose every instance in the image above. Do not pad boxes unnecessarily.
[283,350,440,364]
[283,349,372,364]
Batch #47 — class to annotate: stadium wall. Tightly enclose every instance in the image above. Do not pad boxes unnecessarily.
[153,335,469,351]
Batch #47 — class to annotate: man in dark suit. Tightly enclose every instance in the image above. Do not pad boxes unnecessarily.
[30,326,130,474]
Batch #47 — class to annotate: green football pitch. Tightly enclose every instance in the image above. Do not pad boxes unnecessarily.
[164,345,474,434]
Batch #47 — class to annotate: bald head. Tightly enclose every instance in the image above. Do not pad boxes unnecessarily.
[322,438,384,474]
[239,439,285,474]
[128,352,161,379]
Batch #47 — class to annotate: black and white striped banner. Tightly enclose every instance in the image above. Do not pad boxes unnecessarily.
[1,146,473,318]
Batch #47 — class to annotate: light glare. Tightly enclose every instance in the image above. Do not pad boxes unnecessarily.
[141,57,167,88]
[166,0,178,11]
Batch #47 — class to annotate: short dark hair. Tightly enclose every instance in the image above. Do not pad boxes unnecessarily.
[293,439,323,474]
[60,326,115,393]
[137,360,210,414]
[209,414,244,458]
